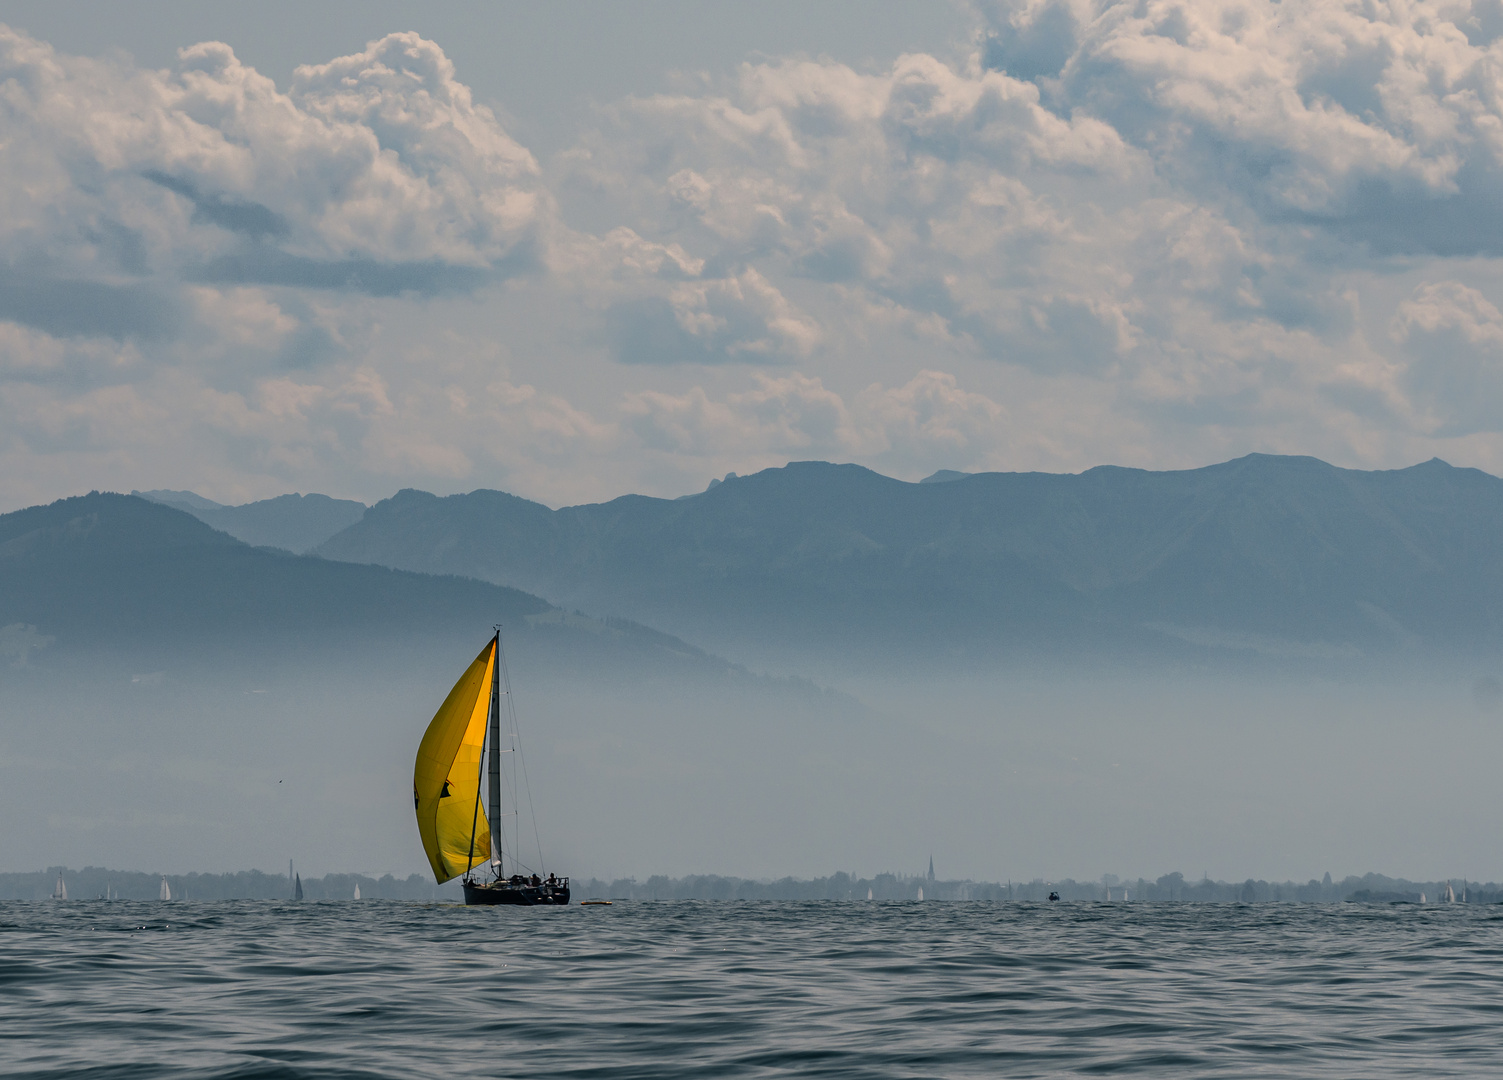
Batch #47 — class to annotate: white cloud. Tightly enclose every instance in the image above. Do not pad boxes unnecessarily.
[621,369,1007,477]
[287,33,542,264]
[1393,279,1503,433]
[555,1,1503,461]
[622,373,851,458]
[602,266,821,365]
[998,0,1503,249]
[0,25,543,314]
[855,370,1007,458]
[9,9,1503,511]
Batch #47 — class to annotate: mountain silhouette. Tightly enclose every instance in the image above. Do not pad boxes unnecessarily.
[134,490,366,553]
[0,492,728,678]
[313,454,1503,666]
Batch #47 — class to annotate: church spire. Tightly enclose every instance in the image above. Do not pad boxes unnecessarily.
[927,855,935,882]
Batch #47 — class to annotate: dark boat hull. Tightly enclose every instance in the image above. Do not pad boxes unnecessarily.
[463,880,571,906]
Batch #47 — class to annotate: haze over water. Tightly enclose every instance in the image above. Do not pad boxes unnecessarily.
[7,899,1502,1078]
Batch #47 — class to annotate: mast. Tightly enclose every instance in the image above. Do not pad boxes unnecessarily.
[487,628,503,877]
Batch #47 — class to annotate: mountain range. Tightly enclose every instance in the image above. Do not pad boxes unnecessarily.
[29,452,1503,673]
[306,454,1503,669]
[0,492,728,681]
[133,490,366,553]
[0,493,841,877]
[6,463,1501,878]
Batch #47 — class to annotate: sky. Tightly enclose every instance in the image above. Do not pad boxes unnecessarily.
[5,0,1503,511]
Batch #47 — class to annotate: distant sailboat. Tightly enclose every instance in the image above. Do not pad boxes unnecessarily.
[1444,881,1456,904]
[353,883,361,900]
[294,873,303,901]
[159,876,171,901]
[414,630,569,906]
[867,888,873,900]
[51,874,66,901]
[917,886,924,901]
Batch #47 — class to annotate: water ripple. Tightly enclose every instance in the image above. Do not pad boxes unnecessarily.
[1,901,1500,1078]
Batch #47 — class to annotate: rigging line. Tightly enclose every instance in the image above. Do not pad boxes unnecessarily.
[497,630,528,871]
[496,630,546,875]
[489,628,505,878]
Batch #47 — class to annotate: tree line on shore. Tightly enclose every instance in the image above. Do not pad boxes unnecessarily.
[7,867,1495,904]
[570,871,1502,904]
[0,867,457,902]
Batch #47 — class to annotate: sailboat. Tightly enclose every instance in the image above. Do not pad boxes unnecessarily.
[294,874,303,901]
[353,883,361,900]
[415,630,569,906]
[51,874,66,901]
[159,876,171,901]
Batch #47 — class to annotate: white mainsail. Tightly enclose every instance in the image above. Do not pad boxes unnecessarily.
[52,874,66,901]
[159,876,171,901]
[353,883,361,900]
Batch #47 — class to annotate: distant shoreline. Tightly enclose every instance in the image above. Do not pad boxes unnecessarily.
[7,868,1497,904]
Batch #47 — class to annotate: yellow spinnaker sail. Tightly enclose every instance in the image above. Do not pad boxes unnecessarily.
[414,639,494,883]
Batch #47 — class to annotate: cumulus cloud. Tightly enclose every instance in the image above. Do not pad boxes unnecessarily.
[621,369,1007,476]
[622,373,852,456]
[987,0,1503,252]
[854,370,1007,460]
[9,7,1503,511]
[0,25,570,504]
[607,268,821,364]
[555,1,1503,464]
[1393,280,1503,433]
[0,24,543,321]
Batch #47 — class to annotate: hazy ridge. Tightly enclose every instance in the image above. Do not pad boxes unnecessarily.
[0,491,847,879]
[314,453,1503,671]
[0,491,736,680]
[134,490,367,554]
[6,474,1503,883]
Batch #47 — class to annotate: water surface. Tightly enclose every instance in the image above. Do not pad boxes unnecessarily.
[3,900,1500,1077]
